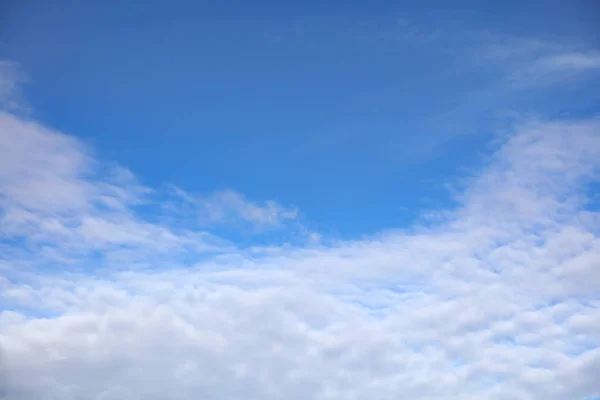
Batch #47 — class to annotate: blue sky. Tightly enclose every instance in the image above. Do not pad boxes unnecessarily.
[3,0,599,237]
[1,1,600,399]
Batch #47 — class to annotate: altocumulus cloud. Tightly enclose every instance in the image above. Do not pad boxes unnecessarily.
[1,65,600,400]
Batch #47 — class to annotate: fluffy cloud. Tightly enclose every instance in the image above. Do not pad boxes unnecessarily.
[1,69,600,399]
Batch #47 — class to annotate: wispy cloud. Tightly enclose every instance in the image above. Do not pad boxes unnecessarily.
[168,186,299,231]
[475,36,600,88]
[543,52,600,70]
[1,59,600,400]
[0,61,28,114]
[507,51,600,88]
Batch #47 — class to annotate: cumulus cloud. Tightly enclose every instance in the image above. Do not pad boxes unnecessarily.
[1,65,600,399]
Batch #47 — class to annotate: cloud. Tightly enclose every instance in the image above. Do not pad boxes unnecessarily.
[0,110,238,276]
[477,37,600,88]
[0,61,28,114]
[0,110,197,257]
[389,22,600,90]
[543,52,600,70]
[508,51,600,88]
[168,187,299,232]
[1,64,600,399]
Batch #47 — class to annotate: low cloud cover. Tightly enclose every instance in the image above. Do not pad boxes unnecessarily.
[1,64,599,399]
[1,2,600,398]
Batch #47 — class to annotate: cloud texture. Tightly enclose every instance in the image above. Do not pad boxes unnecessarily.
[1,72,600,399]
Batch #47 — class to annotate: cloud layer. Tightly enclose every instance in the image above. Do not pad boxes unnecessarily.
[1,71,600,399]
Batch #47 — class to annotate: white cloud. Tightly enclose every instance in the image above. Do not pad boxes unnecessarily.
[0,111,93,215]
[509,52,600,88]
[1,64,600,399]
[169,187,299,231]
[0,61,28,114]
[543,52,600,70]
[477,37,600,88]
[0,114,240,279]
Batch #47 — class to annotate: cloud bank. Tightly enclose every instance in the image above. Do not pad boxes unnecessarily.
[1,66,600,400]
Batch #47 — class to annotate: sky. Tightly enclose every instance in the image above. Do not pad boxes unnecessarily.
[0,0,600,399]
